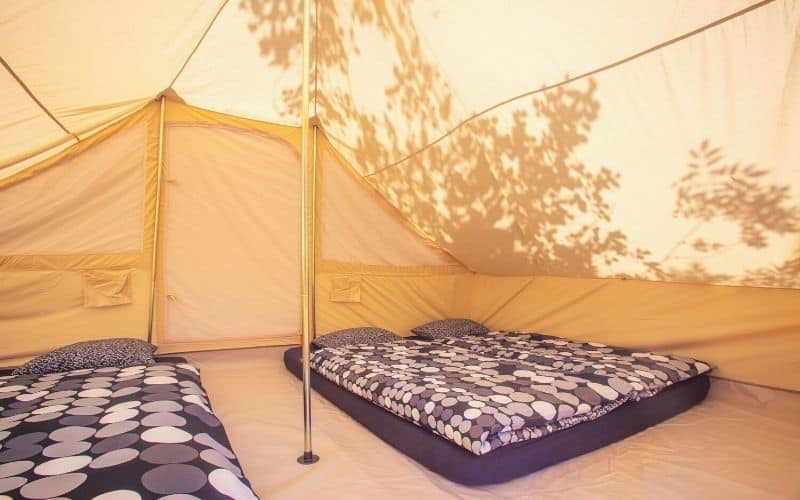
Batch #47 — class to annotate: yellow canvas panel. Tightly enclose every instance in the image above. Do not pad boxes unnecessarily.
[83,269,134,308]
[0,102,159,189]
[165,100,302,149]
[316,261,470,338]
[0,103,159,363]
[466,274,800,390]
[0,254,141,271]
[0,269,151,367]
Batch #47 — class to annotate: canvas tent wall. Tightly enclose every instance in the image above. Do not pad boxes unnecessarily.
[1,0,798,391]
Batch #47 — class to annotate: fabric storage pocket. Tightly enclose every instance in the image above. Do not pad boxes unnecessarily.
[83,269,133,307]
[330,274,362,303]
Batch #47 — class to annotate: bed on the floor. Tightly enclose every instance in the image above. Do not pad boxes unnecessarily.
[284,331,711,485]
[0,357,257,499]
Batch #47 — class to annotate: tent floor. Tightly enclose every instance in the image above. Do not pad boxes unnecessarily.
[182,346,800,499]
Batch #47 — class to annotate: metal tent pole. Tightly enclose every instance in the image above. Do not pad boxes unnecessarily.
[297,0,319,466]
[147,95,167,344]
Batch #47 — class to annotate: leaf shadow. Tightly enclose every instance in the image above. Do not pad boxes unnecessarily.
[238,0,800,287]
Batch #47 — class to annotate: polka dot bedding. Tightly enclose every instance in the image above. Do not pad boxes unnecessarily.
[311,331,711,456]
[0,361,257,499]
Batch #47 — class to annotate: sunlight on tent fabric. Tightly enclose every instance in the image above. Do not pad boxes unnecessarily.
[173,0,302,125]
[317,0,800,285]
[0,0,222,167]
[0,124,147,255]
[318,0,760,169]
[0,66,67,170]
[160,124,302,346]
[320,143,457,267]
[409,0,758,119]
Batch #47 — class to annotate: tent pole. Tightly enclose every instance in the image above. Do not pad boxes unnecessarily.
[310,120,318,324]
[147,95,167,344]
[297,0,319,466]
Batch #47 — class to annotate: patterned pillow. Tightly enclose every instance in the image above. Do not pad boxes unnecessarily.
[12,338,157,375]
[312,327,399,349]
[411,318,490,339]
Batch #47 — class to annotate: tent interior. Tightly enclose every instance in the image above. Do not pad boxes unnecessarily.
[1,0,799,498]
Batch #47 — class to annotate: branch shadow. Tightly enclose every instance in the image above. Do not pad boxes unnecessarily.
[239,0,637,276]
[644,140,800,287]
[238,0,799,287]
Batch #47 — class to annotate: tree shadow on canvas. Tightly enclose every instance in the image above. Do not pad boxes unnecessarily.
[642,140,800,287]
[239,0,799,287]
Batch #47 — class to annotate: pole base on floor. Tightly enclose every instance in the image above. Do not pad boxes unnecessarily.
[297,452,319,465]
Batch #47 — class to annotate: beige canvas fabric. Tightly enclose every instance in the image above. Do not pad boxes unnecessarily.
[172,0,302,125]
[0,1,224,170]
[314,267,800,389]
[0,105,159,366]
[0,269,152,367]
[319,142,456,267]
[0,65,67,173]
[0,1,798,391]
[318,0,800,282]
[0,123,147,255]
[159,124,301,345]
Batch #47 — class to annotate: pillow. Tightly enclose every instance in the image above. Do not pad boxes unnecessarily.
[312,327,399,349]
[411,318,489,340]
[12,338,156,375]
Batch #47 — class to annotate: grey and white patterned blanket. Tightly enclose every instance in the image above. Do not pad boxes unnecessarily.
[0,360,257,499]
[311,331,711,455]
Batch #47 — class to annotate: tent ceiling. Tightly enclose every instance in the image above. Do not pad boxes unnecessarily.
[314,0,799,281]
[1,0,797,286]
[172,0,302,125]
[0,0,223,169]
